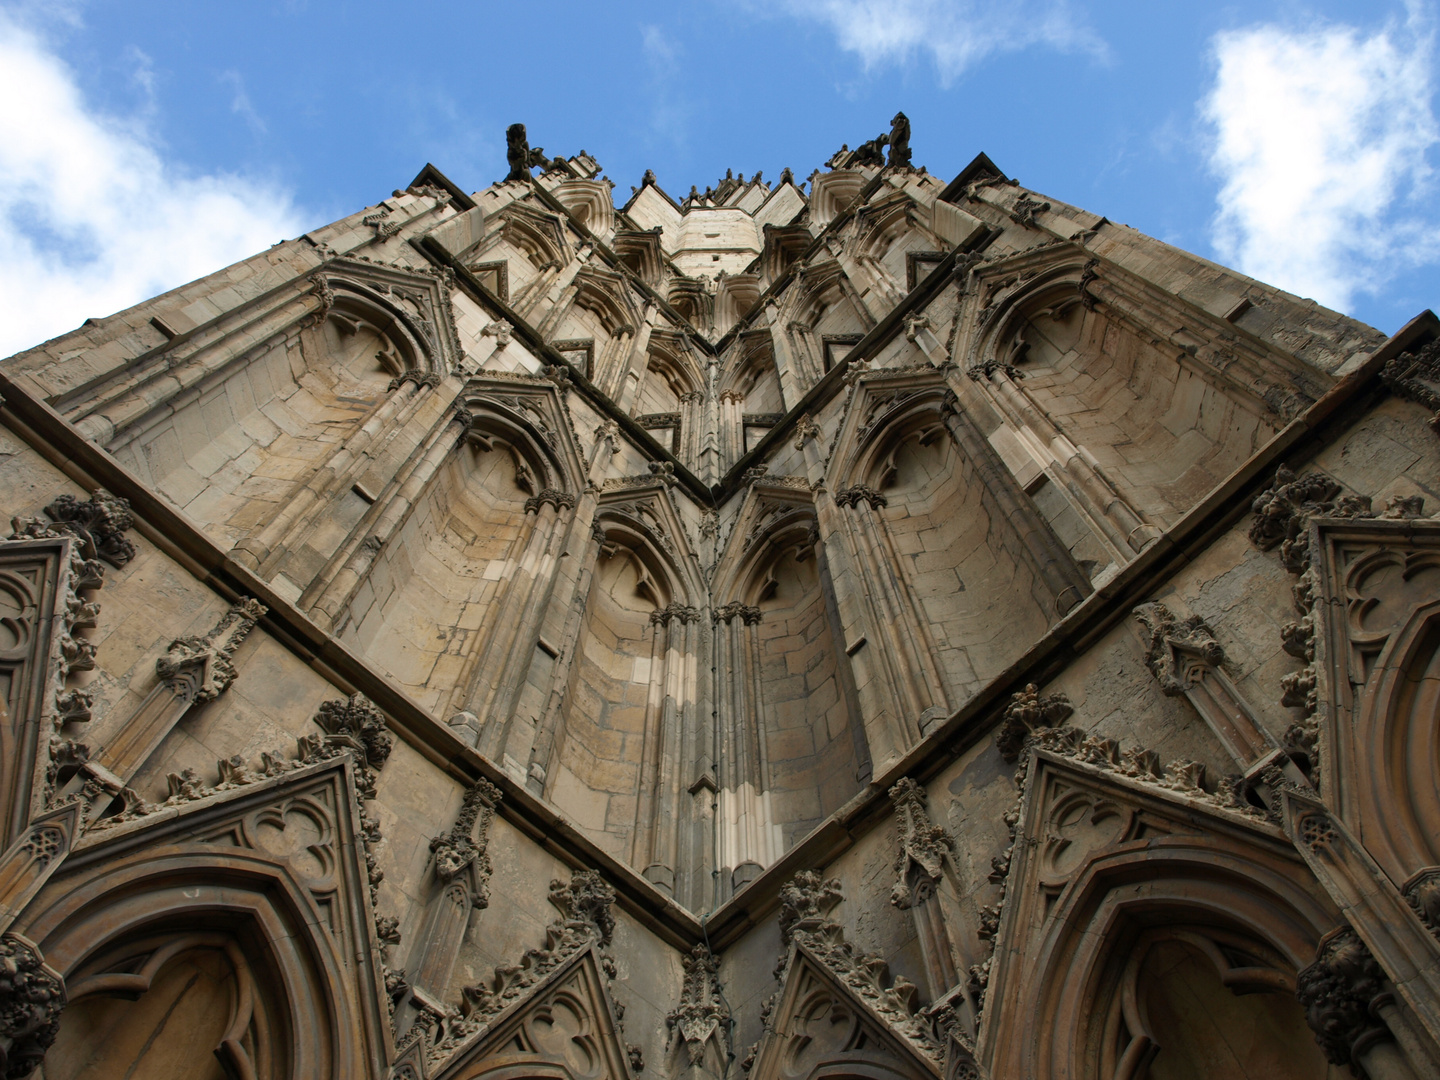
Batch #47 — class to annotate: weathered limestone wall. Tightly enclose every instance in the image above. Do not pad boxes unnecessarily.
[4,130,1440,1080]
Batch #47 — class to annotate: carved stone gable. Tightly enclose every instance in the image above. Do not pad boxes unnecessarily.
[745,945,940,1080]
[44,753,394,1076]
[978,746,1334,1078]
[432,944,634,1080]
[1304,517,1440,885]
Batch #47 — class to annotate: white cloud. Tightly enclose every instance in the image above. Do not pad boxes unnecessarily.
[1203,8,1440,313]
[773,0,1106,85]
[220,69,267,136]
[0,12,307,357]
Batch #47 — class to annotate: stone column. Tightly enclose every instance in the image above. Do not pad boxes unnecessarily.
[308,404,473,631]
[937,391,1090,617]
[832,486,945,746]
[474,493,577,772]
[231,374,437,573]
[634,604,700,897]
[714,602,771,891]
[449,491,572,729]
[985,368,1157,555]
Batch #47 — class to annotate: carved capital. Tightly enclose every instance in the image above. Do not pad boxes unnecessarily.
[650,603,700,627]
[712,602,761,626]
[0,933,65,1080]
[834,485,887,511]
[523,489,576,515]
[155,597,266,703]
[1295,927,1393,1068]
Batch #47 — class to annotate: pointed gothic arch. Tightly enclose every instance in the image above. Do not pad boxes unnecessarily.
[980,747,1341,1080]
[18,758,393,1080]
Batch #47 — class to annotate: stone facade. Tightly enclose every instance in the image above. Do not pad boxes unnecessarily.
[0,123,1438,1078]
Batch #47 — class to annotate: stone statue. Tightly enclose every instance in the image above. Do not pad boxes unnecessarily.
[504,123,551,182]
[887,111,911,169]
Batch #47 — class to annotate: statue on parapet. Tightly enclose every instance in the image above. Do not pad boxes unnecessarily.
[505,123,557,182]
[887,111,912,169]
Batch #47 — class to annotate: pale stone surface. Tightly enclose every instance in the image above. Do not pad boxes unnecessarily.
[1,137,1436,1080]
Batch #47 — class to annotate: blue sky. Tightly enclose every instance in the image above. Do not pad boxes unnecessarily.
[2,1,1438,355]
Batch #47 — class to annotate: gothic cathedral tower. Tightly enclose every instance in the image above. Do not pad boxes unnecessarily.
[1,121,1438,1079]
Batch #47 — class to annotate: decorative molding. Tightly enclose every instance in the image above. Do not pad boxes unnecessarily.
[1379,335,1440,434]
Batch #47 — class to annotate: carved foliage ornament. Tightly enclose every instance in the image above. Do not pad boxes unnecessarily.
[39,491,136,568]
[992,684,1073,763]
[0,933,64,1080]
[666,944,730,1068]
[887,778,955,909]
[1295,927,1393,1068]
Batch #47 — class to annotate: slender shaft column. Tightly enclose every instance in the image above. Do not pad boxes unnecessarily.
[307,404,471,630]
[450,495,564,722]
[938,391,1090,616]
[988,369,1157,553]
[234,377,437,572]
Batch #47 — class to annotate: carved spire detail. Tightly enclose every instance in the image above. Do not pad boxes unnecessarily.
[155,597,267,703]
[430,778,502,903]
[1133,601,1225,696]
[887,778,954,909]
[666,944,730,1069]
